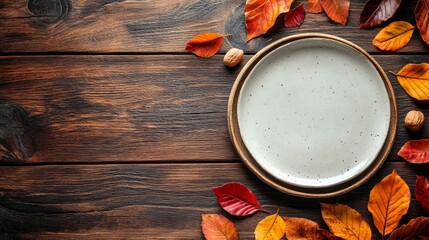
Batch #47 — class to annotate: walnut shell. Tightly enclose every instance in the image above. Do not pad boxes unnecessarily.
[405,110,425,131]
[223,48,244,67]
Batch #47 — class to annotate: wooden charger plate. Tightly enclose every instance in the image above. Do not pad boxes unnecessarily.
[228,33,397,198]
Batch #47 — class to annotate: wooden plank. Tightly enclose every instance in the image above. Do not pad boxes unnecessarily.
[0,55,238,163]
[1,0,427,53]
[0,162,427,239]
[0,55,428,164]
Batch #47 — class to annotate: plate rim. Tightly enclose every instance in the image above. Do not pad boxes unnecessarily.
[227,33,398,198]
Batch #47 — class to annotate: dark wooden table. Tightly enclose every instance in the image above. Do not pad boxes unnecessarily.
[0,0,428,239]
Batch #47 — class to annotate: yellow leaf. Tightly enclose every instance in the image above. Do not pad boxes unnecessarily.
[368,170,411,237]
[392,62,429,100]
[321,203,371,240]
[372,21,415,51]
[201,214,238,240]
[255,210,285,240]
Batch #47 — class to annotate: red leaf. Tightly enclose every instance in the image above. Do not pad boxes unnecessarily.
[398,139,429,164]
[212,182,266,216]
[185,33,225,58]
[415,0,429,45]
[416,176,429,212]
[245,0,295,41]
[308,0,324,13]
[319,0,350,25]
[360,0,402,29]
[285,3,306,27]
[388,217,429,239]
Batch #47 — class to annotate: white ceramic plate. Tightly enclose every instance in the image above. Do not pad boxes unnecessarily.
[229,34,397,196]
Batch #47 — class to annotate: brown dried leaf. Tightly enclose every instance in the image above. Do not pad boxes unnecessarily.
[388,217,429,240]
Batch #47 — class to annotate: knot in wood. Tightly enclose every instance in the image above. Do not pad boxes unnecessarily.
[27,0,69,24]
[0,103,34,164]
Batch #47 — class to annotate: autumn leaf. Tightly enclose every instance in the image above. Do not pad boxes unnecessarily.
[255,210,285,240]
[319,0,350,25]
[308,0,324,13]
[360,0,402,29]
[388,217,429,240]
[398,139,429,164]
[416,176,429,212]
[321,203,371,240]
[185,33,227,58]
[284,217,319,239]
[415,0,429,45]
[284,217,340,240]
[201,214,238,240]
[391,63,429,100]
[284,3,306,28]
[317,229,343,240]
[368,170,411,237]
[372,21,415,51]
[213,182,267,216]
[245,0,294,41]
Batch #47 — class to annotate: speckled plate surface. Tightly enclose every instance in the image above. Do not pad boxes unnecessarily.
[228,34,397,198]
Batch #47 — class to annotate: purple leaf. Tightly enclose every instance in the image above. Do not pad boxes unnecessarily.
[360,0,402,29]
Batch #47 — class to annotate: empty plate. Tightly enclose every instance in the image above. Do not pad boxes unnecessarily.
[228,33,397,198]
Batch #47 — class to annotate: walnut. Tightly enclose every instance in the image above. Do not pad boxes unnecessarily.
[223,48,244,67]
[405,110,425,131]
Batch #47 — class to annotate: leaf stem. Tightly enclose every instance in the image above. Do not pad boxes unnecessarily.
[388,70,398,76]
[260,208,270,214]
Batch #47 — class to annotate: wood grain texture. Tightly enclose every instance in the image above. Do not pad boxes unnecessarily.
[0,162,427,239]
[0,55,238,163]
[1,1,427,240]
[0,55,428,164]
[1,0,428,53]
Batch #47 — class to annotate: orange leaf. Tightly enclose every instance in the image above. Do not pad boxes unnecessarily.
[245,0,294,41]
[415,0,429,45]
[368,170,411,237]
[321,203,371,240]
[372,21,415,51]
[255,209,285,240]
[201,214,238,240]
[308,0,324,13]
[284,217,340,239]
[185,33,226,58]
[319,0,350,25]
[391,63,429,100]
